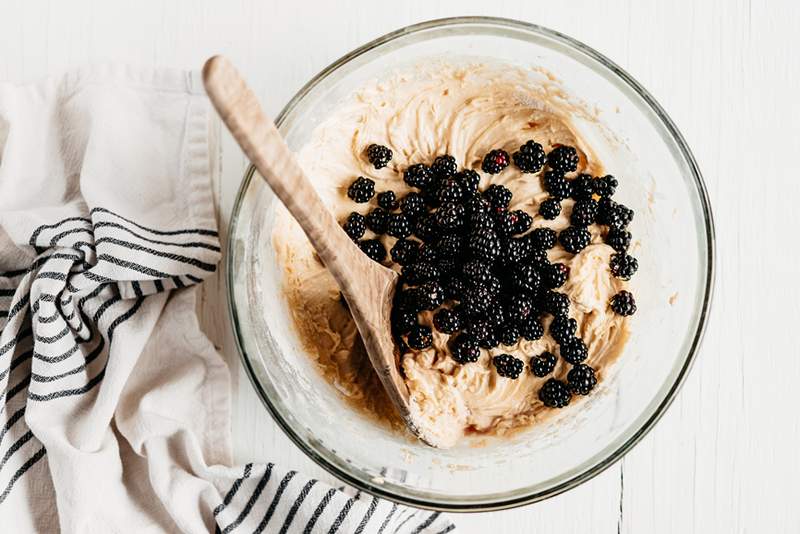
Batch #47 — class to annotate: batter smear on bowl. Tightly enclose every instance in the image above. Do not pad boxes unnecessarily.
[273,62,638,447]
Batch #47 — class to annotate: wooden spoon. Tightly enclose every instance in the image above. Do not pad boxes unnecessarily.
[202,56,438,447]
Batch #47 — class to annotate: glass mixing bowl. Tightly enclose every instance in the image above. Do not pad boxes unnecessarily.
[227,17,715,511]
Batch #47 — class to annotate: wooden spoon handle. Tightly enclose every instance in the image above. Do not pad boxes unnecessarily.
[202,55,355,280]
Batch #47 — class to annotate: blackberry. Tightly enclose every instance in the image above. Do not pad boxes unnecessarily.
[462,260,494,285]
[571,174,595,200]
[347,176,375,203]
[367,144,392,169]
[431,154,458,178]
[417,281,445,311]
[417,242,439,264]
[484,300,506,326]
[422,183,442,209]
[481,149,510,174]
[404,164,434,189]
[483,276,503,296]
[549,315,577,345]
[567,364,597,395]
[499,237,530,266]
[400,192,426,220]
[512,140,546,173]
[559,226,591,254]
[407,325,433,350]
[484,184,513,209]
[342,212,366,240]
[456,169,481,194]
[401,262,440,285]
[571,199,599,227]
[437,178,464,204]
[610,290,637,316]
[377,191,399,211]
[593,175,618,198]
[511,264,541,293]
[507,294,535,323]
[464,194,491,216]
[530,227,557,250]
[391,310,417,335]
[497,210,532,236]
[387,213,412,238]
[470,209,495,231]
[610,253,638,280]
[469,228,502,263]
[414,214,440,242]
[543,262,569,289]
[493,354,524,379]
[451,334,480,364]
[461,285,493,316]
[531,351,557,377]
[437,234,464,257]
[541,290,570,317]
[497,323,520,346]
[358,239,386,263]
[436,258,458,278]
[365,207,389,234]
[434,202,465,232]
[539,378,572,408]
[538,198,562,220]
[390,239,420,266]
[560,337,588,364]
[529,247,550,271]
[597,199,634,229]
[465,319,498,349]
[444,277,467,301]
[519,316,544,341]
[547,146,579,173]
[543,171,572,200]
[433,308,462,334]
[605,228,632,253]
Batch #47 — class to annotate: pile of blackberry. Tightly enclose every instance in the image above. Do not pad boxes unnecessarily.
[339,141,638,409]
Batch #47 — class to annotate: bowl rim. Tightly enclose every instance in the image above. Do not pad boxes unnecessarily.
[226,15,716,512]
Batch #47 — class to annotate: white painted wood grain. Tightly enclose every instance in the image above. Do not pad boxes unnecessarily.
[2,0,796,531]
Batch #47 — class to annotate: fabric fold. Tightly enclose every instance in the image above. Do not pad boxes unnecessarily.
[0,64,453,534]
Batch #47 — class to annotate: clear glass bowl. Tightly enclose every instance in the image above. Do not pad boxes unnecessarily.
[227,17,715,511]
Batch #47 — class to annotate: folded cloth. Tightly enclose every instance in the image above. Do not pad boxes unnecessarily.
[0,65,454,534]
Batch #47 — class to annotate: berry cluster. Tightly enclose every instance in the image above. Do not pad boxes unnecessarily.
[338,140,638,409]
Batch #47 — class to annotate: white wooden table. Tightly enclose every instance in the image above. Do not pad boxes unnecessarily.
[3,1,796,531]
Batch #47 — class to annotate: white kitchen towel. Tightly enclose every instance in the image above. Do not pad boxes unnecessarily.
[0,64,454,534]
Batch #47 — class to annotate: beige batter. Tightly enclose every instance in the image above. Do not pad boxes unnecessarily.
[274,62,631,447]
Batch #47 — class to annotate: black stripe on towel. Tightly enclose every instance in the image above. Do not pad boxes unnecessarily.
[29,216,91,244]
[410,512,441,534]
[90,207,218,237]
[253,470,297,533]
[95,238,216,272]
[376,502,398,534]
[214,463,253,517]
[0,407,25,448]
[28,297,142,401]
[0,446,46,505]
[353,496,379,534]
[303,488,337,534]
[0,430,34,473]
[0,349,33,382]
[278,479,317,534]
[94,225,221,252]
[328,494,357,534]
[97,254,172,279]
[220,463,274,534]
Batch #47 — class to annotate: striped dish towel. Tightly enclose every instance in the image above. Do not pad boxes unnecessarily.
[0,65,454,534]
